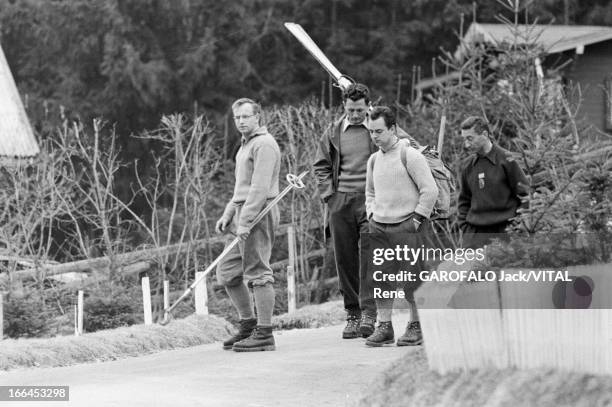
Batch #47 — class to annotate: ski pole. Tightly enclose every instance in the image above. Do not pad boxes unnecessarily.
[160,171,308,325]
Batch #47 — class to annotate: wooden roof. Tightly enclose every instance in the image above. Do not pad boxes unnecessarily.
[418,23,612,90]
[455,23,612,60]
[0,43,40,159]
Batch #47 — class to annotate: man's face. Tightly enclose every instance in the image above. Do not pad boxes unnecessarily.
[461,128,489,154]
[233,103,259,135]
[343,98,368,125]
[368,117,395,148]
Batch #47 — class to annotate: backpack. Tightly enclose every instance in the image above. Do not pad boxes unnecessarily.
[370,142,456,220]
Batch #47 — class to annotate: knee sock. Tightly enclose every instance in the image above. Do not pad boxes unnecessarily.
[225,283,255,320]
[253,284,275,326]
[375,298,393,322]
[408,298,420,322]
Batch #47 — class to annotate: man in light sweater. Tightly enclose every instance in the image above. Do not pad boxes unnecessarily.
[215,98,281,352]
[365,106,438,347]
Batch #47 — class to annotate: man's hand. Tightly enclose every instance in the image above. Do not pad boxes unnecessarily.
[215,217,231,234]
[411,213,427,232]
[236,226,250,241]
[412,218,422,232]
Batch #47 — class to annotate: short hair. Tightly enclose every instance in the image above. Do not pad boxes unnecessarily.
[342,83,370,104]
[460,116,490,135]
[231,98,261,115]
[369,106,396,129]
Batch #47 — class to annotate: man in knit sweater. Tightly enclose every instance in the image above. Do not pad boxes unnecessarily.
[364,106,438,347]
[313,83,379,339]
[215,98,281,352]
[458,116,529,247]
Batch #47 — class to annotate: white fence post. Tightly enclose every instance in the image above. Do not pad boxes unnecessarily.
[77,290,84,335]
[163,280,170,309]
[162,280,170,323]
[141,276,153,325]
[287,225,297,313]
[0,292,3,340]
[194,271,208,315]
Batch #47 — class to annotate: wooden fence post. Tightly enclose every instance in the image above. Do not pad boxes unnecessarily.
[194,272,208,315]
[141,276,153,325]
[437,114,447,156]
[396,73,402,105]
[287,225,297,313]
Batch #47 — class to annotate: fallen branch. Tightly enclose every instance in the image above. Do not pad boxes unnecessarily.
[1,237,225,283]
[270,249,326,271]
[1,221,324,282]
[0,255,59,268]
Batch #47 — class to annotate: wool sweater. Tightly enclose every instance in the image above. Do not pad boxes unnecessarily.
[313,114,418,203]
[365,139,438,223]
[337,124,371,192]
[222,126,281,230]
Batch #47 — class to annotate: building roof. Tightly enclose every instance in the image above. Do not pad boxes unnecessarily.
[455,23,612,60]
[417,23,612,91]
[0,44,40,159]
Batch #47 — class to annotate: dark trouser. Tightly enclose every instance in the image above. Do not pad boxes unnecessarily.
[463,221,509,249]
[368,217,431,303]
[327,191,376,318]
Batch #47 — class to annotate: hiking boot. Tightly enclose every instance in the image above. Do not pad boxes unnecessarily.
[359,314,376,338]
[342,315,361,339]
[397,321,422,346]
[232,326,276,352]
[365,321,395,347]
[222,318,257,350]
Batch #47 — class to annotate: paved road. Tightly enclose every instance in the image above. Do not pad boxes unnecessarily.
[0,313,414,407]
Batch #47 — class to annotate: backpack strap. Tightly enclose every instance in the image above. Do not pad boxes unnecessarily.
[374,142,415,181]
[399,142,421,197]
[400,142,408,171]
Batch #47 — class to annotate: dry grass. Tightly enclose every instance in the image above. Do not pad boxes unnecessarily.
[356,349,612,407]
[0,300,348,371]
[272,300,345,330]
[0,314,234,371]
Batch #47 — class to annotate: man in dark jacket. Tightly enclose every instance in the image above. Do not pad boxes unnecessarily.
[313,83,377,338]
[457,116,529,246]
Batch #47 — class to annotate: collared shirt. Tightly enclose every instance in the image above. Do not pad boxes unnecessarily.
[241,126,265,144]
[342,117,368,133]
[473,144,500,166]
[457,144,529,227]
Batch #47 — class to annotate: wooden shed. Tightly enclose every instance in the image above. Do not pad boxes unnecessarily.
[420,23,612,135]
[0,43,40,166]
